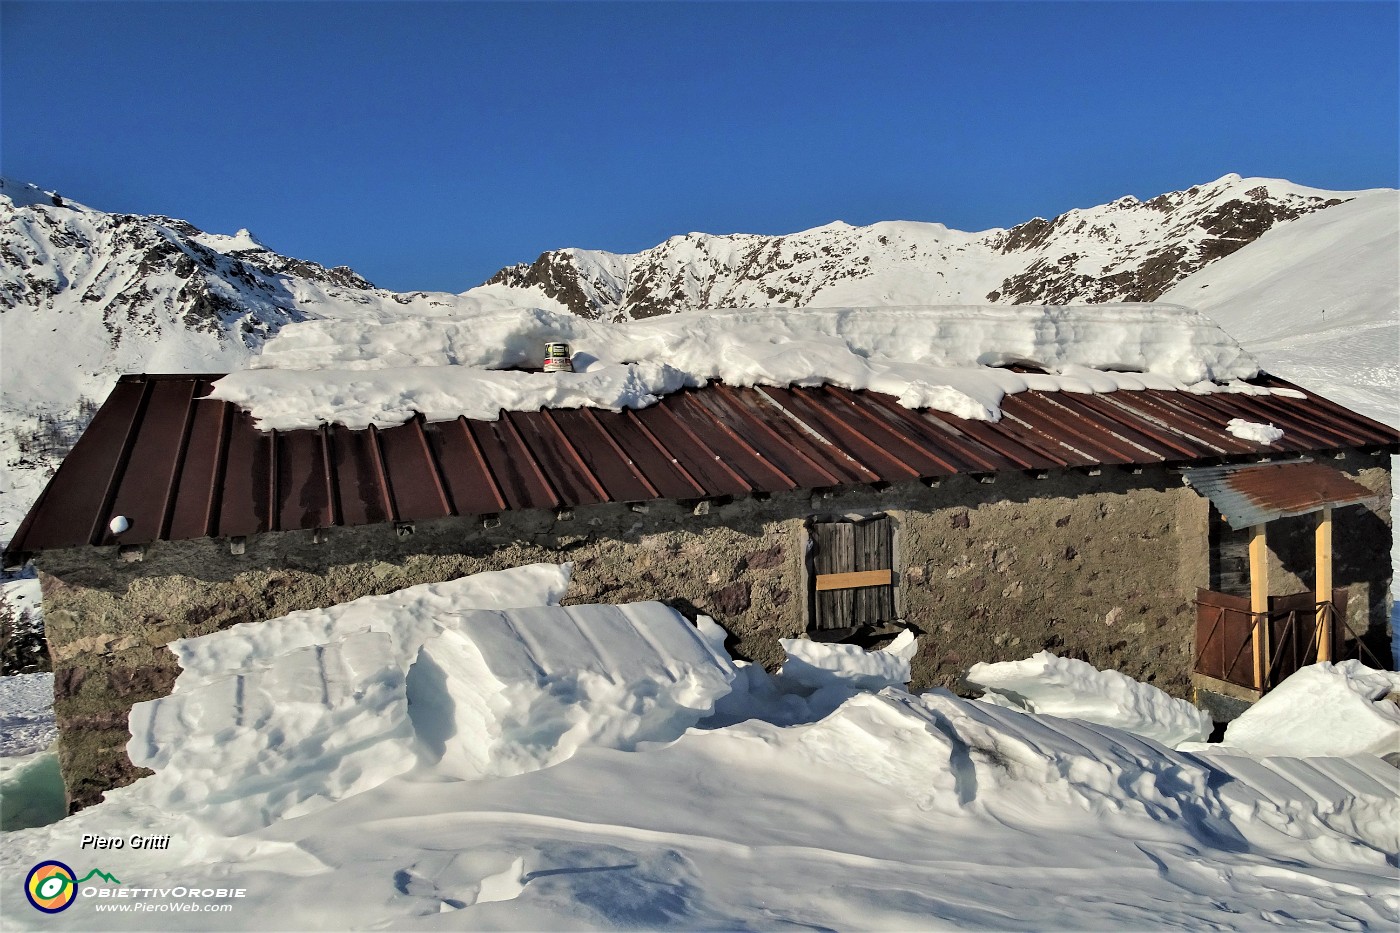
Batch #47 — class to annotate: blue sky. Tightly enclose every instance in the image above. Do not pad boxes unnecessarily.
[4,2,1396,293]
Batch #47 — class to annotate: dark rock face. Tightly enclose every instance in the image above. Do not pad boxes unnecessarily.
[486,252,606,319]
[987,190,1347,305]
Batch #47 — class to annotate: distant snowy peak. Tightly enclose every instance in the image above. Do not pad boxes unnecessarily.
[475,174,1362,321]
[0,176,458,415]
[985,174,1355,305]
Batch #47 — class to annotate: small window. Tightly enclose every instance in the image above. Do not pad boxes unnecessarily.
[1209,505,1250,597]
[809,515,897,638]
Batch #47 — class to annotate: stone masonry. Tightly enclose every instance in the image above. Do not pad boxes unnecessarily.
[34,451,1392,811]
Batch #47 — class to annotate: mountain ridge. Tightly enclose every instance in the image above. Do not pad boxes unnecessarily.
[474,174,1362,321]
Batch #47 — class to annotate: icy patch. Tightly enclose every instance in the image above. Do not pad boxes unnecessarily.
[966,651,1212,748]
[126,565,735,834]
[1215,661,1400,758]
[210,304,1265,430]
[1226,418,1285,444]
[0,671,56,757]
[0,745,65,831]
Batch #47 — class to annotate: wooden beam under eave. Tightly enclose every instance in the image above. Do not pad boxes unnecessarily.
[1250,524,1271,690]
[1316,506,1333,662]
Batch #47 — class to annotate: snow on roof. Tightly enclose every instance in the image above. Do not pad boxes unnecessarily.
[209,304,1265,431]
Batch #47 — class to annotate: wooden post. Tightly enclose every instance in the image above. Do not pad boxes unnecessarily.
[1316,506,1333,662]
[1249,524,1271,690]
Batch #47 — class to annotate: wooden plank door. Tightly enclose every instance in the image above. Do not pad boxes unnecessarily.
[812,517,896,633]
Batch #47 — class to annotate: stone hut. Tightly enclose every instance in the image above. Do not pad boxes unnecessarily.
[4,372,1396,811]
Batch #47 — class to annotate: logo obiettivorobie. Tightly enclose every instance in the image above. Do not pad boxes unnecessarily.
[24,861,121,913]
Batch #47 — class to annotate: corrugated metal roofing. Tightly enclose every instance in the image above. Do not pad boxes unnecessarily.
[4,373,1396,565]
[1180,460,1379,529]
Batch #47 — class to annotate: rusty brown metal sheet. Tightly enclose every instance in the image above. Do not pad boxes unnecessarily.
[377,419,453,521]
[166,393,229,541]
[5,371,1398,564]
[595,409,707,500]
[98,378,197,545]
[9,379,148,551]
[215,410,272,538]
[544,409,660,502]
[1136,391,1260,455]
[275,429,333,531]
[506,411,609,507]
[759,385,920,482]
[1000,393,1137,465]
[690,387,839,489]
[665,391,797,491]
[1254,376,1398,445]
[422,418,507,515]
[1035,392,1172,463]
[629,401,753,496]
[468,417,560,511]
[328,424,393,527]
[821,386,974,475]
[1060,392,1204,462]
[721,386,875,486]
[1182,460,1378,529]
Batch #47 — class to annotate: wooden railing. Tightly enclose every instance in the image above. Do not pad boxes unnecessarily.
[1193,588,1373,693]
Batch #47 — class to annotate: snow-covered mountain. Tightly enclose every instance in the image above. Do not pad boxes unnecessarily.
[0,179,519,543]
[1162,189,1399,428]
[2,174,1395,551]
[475,174,1356,320]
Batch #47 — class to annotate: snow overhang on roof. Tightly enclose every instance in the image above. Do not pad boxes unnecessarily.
[4,372,1396,568]
[1180,461,1379,530]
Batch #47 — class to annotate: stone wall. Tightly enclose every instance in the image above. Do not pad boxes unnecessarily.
[35,452,1392,810]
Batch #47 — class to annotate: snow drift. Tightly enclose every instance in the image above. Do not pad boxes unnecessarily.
[3,566,1398,930]
[1214,660,1400,758]
[126,566,735,835]
[208,304,1272,430]
[966,651,1213,748]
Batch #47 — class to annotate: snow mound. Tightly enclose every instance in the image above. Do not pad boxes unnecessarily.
[966,651,1212,747]
[209,304,1266,430]
[779,630,918,693]
[126,566,735,834]
[1226,418,1285,444]
[410,602,736,780]
[1216,661,1400,758]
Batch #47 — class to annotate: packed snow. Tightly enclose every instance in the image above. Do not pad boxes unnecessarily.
[1225,418,1285,445]
[1201,660,1400,759]
[967,651,1213,748]
[127,566,733,835]
[208,304,1275,430]
[3,567,1398,930]
[0,670,55,757]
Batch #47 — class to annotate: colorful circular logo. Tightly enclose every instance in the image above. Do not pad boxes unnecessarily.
[25,861,78,913]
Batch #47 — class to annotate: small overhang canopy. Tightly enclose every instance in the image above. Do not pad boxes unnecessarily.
[1181,460,1377,530]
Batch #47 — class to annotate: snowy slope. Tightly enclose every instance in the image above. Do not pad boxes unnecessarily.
[1163,189,1400,429]
[1,569,1395,930]
[475,174,1363,320]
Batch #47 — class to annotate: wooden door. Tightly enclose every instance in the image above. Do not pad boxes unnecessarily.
[811,516,896,634]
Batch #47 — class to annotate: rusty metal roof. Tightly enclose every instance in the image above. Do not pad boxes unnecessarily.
[1180,460,1380,529]
[5,373,1396,564]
